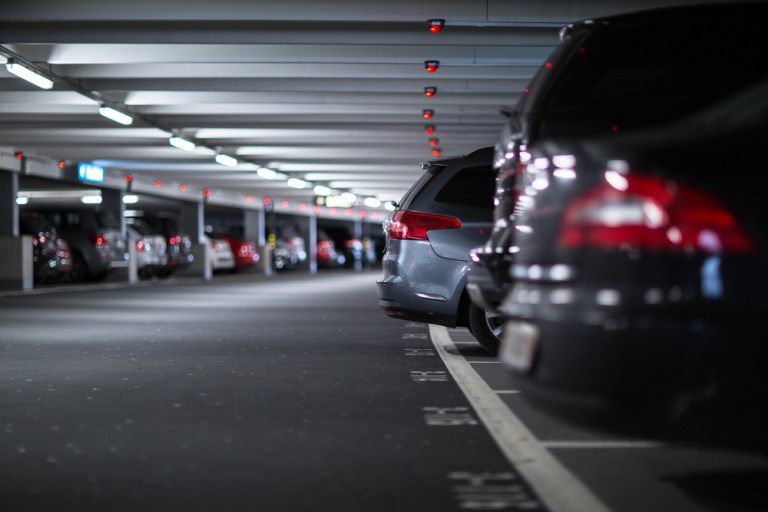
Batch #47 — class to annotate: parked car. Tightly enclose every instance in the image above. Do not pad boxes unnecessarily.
[26,206,128,282]
[126,212,193,276]
[467,2,768,355]
[377,147,499,352]
[19,210,65,284]
[271,225,306,271]
[204,234,235,272]
[55,235,73,281]
[127,223,167,278]
[497,80,768,446]
[317,230,346,269]
[211,230,259,272]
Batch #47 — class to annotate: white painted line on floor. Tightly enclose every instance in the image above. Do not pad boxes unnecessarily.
[429,324,611,512]
[468,361,504,364]
[541,440,664,449]
[493,390,520,395]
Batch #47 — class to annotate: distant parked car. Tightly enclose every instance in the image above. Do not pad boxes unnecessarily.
[211,231,259,272]
[126,213,193,276]
[468,2,768,347]
[26,206,128,282]
[377,147,498,353]
[317,230,346,269]
[271,225,306,271]
[205,234,235,272]
[19,210,64,284]
[127,224,167,278]
[498,80,768,446]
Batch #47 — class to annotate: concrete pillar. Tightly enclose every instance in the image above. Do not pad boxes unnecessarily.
[0,171,19,237]
[309,215,317,274]
[0,235,32,290]
[180,200,209,279]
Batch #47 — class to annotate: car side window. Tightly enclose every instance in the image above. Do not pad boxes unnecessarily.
[434,165,495,209]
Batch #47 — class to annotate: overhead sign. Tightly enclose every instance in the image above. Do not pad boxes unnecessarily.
[77,162,105,183]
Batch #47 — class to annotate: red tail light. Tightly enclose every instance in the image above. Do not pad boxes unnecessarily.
[136,240,145,252]
[90,234,108,249]
[387,210,461,240]
[559,172,753,253]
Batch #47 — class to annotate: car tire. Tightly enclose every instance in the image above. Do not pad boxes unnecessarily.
[468,302,503,355]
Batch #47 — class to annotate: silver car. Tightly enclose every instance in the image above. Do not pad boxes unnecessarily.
[376,147,502,353]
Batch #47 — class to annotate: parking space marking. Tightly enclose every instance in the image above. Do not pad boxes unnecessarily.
[541,441,664,449]
[493,390,521,395]
[468,361,504,364]
[429,324,611,512]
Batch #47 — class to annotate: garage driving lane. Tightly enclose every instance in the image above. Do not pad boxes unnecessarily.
[0,272,539,511]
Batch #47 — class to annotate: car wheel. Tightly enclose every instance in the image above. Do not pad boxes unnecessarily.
[70,252,88,282]
[468,302,503,355]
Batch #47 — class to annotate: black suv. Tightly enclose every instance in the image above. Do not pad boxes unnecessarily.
[468,3,768,336]
[27,206,128,282]
[377,147,500,352]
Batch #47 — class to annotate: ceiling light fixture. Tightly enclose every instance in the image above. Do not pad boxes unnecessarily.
[425,125,435,134]
[5,59,54,89]
[424,61,440,73]
[432,148,441,157]
[257,167,277,179]
[287,178,307,189]
[422,109,434,119]
[424,87,437,97]
[169,136,195,152]
[215,154,238,167]
[429,138,439,146]
[313,185,332,196]
[364,197,381,208]
[99,105,133,126]
[427,19,445,33]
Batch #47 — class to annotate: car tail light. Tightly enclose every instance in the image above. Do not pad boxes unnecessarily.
[386,210,461,240]
[136,240,146,252]
[90,233,109,249]
[239,244,254,258]
[559,172,753,253]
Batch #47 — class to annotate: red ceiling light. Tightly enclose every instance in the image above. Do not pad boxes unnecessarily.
[263,197,271,206]
[58,160,65,169]
[422,109,434,119]
[180,184,188,192]
[203,188,210,196]
[246,194,253,202]
[427,19,445,34]
[424,86,437,97]
[154,179,162,187]
[124,174,132,182]
[432,148,441,157]
[428,138,439,147]
[282,200,289,208]
[424,125,435,134]
[424,60,439,73]
[14,152,23,160]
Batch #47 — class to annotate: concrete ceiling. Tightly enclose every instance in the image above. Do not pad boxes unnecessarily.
[0,0,717,209]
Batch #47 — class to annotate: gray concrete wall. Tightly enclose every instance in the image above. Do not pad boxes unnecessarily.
[0,235,33,290]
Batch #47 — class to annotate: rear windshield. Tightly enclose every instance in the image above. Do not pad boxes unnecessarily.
[397,169,440,211]
[548,21,765,111]
[434,165,496,209]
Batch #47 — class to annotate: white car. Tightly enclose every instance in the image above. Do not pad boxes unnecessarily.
[205,234,235,271]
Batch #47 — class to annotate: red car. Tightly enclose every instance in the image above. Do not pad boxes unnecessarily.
[213,233,259,271]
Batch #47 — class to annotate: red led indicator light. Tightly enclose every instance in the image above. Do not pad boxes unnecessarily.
[545,61,552,68]
[299,203,306,210]
[263,197,271,206]
[611,125,620,133]
[359,210,367,218]
[424,60,439,73]
[344,209,352,216]
[180,184,187,192]
[427,19,445,34]
[422,109,434,119]
[203,188,210,196]
[125,174,132,182]
[424,87,437,97]
[58,161,65,169]
[155,179,162,187]
[432,148,441,157]
[282,200,289,208]
[246,195,253,202]
[425,125,435,134]
[14,152,23,160]
[428,138,439,147]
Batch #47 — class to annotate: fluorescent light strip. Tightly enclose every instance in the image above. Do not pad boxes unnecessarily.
[99,105,133,126]
[215,154,238,167]
[313,185,332,196]
[169,136,195,152]
[364,197,382,208]
[287,178,307,189]
[257,167,277,180]
[6,61,53,89]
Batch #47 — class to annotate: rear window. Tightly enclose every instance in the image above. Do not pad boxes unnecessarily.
[434,165,495,209]
[397,169,440,211]
[548,21,765,111]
